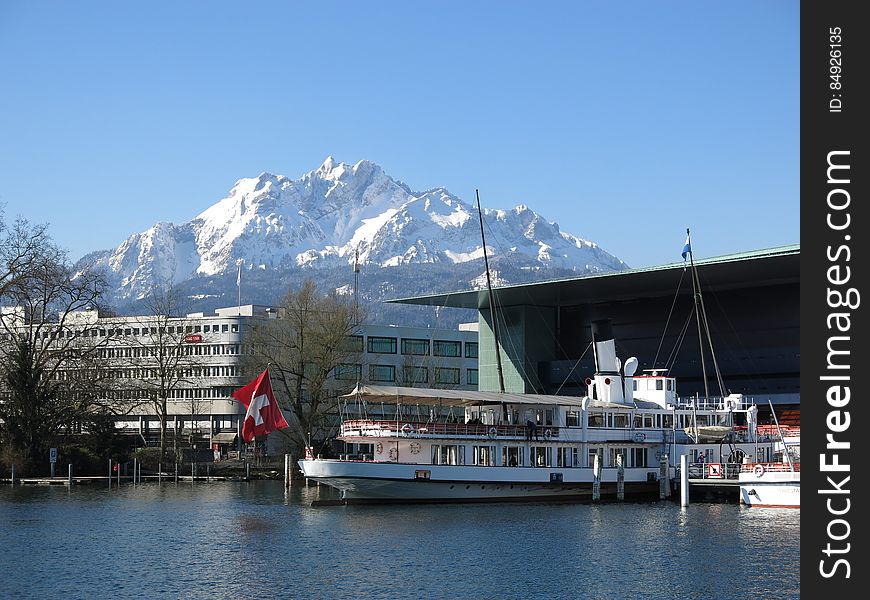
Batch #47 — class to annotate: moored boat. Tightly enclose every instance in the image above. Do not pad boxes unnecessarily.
[299,322,774,503]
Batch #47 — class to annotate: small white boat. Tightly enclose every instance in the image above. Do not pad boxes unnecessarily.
[739,410,799,508]
[738,461,800,508]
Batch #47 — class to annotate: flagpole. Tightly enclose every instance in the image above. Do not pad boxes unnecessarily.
[237,264,241,315]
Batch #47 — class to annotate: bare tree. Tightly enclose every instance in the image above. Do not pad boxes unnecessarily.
[244,280,362,456]
[0,217,111,473]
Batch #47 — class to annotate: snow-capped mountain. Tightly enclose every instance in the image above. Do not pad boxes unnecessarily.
[79,157,627,318]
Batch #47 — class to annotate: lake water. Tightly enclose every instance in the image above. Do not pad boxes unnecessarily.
[0,481,799,599]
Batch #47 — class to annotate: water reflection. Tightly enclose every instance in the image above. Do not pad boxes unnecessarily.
[1,482,799,600]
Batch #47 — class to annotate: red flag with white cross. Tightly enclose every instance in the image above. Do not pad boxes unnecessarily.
[232,368,289,443]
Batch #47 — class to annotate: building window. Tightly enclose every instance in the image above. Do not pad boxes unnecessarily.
[402,366,428,384]
[401,338,429,355]
[467,369,479,386]
[369,364,396,382]
[433,340,461,357]
[367,336,397,354]
[434,367,460,385]
[464,341,479,358]
[336,364,362,381]
[342,335,364,352]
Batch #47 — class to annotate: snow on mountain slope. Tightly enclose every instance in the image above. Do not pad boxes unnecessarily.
[81,157,626,302]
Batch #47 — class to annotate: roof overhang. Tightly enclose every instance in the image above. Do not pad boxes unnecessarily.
[386,245,799,310]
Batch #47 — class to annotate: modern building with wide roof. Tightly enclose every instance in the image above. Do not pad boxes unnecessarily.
[389,245,799,423]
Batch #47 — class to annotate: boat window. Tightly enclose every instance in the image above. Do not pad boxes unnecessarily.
[656,379,664,391]
[633,414,642,428]
[613,414,628,428]
[545,409,554,426]
[473,446,496,466]
[502,446,523,467]
[588,448,602,468]
[557,447,572,467]
[644,415,653,428]
[531,447,552,467]
[667,379,674,391]
[633,380,638,390]
[588,414,604,427]
[631,447,647,467]
[609,447,628,467]
[437,444,464,465]
[431,445,439,464]
[566,411,580,427]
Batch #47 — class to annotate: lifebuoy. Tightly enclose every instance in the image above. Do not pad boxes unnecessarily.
[488,427,497,438]
[401,423,413,434]
[633,432,645,442]
[544,429,552,439]
[753,464,765,477]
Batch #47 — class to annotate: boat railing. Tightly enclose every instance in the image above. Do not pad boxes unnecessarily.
[340,419,560,440]
[679,462,743,481]
[740,462,800,473]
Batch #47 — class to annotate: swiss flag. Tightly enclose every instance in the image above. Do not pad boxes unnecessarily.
[232,368,289,443]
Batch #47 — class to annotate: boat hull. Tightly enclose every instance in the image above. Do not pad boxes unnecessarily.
[299,459,664,502]
[738,470,800,508]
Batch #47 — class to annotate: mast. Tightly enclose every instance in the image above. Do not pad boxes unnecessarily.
[476,190,506,397]
[686,228,710,402]
[686,228,727,399]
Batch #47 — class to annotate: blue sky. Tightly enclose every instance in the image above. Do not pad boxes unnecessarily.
[0,1,798,268]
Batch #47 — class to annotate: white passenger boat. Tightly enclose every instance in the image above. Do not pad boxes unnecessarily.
[300,325,773,503]
[738,422,800,508]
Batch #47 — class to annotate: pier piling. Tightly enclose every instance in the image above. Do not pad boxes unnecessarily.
[68,464,72,487]
[592,453,601,502]
[284,454,292,488]
[616,454,624,501]
[680,454,689,507]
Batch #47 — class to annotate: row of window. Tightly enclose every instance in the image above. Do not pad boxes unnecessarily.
[587,412,704,429]
[337,364,479,386]
[97,344,240,359]
[430,444,648,468]
[346,336,478,358]
[100,386,240,401]
[10,323,241,342]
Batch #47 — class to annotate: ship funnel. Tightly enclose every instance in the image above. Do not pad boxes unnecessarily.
[591,319,618,374]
